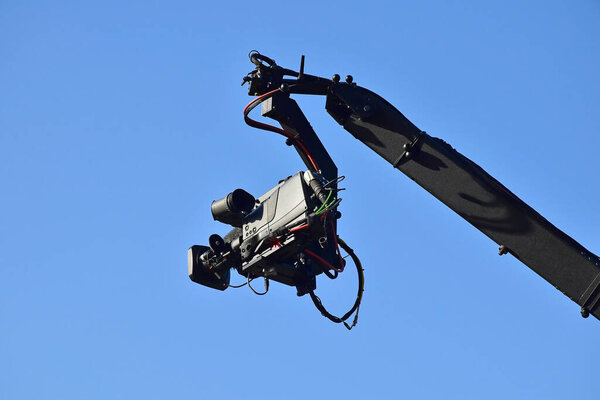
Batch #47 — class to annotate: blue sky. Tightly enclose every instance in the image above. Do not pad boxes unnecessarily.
[1,1,599,399]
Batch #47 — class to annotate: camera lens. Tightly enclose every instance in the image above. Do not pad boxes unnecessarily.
[211,189,255,227]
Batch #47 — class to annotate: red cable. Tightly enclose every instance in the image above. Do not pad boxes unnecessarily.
[243,88,320,171]
[268,237,283,249]
[289,223,309,233]
[304,249,344,273]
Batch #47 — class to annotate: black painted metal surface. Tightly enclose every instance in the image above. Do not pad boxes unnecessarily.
[326,83,600,320]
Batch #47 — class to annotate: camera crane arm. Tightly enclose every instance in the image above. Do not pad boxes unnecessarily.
[243,52,600,321]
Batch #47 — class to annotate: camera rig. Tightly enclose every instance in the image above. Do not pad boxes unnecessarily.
[189,170,348,294]
[188,52,364,328]
[189,51,600,325]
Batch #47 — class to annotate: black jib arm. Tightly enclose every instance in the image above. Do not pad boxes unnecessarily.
[244,53,600,321]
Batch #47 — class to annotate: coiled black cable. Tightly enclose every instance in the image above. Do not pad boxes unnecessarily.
[309,237,364,330]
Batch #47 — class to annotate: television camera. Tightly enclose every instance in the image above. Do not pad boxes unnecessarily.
[188,170,346,296]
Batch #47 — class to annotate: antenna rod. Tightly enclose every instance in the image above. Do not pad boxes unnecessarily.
[298,55,305,80]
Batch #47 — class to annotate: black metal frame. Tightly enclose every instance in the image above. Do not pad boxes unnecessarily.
[244,53,600,321]
[260,93,337,184]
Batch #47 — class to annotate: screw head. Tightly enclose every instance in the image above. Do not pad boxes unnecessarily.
[581,307,590,318]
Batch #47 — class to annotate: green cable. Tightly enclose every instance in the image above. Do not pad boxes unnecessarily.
[316,197,336,215]
[315,190,332,214]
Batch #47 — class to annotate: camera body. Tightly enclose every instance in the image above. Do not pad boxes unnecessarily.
[189,171,339,296]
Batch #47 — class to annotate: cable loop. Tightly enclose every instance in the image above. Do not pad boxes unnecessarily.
[248,276,269,295]
[248,50,276,67]
[323,175,346,191]
[308,237,364,330]
[242,86,320,171]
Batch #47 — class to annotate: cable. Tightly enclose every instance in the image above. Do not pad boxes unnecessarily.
[309,237,364,330]
[323,175,346,191]
[330,220,346,271]
[227,281,249,289]
[304,249,338,279]
[248,276,269,295]
[316,213,345,271]
[315,196,338,216]
[322,267,338,280]
[314,190,333,215]
[289,223,309,233]
[304,249,343,273]
[243,88,320,171]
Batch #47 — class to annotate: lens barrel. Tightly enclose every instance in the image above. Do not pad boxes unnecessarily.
[211,189,255,227]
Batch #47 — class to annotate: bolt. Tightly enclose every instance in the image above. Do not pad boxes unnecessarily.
[499,245,509,255]
[332,74,340,83]
[345,75,353,84]
[581,307,590,318]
